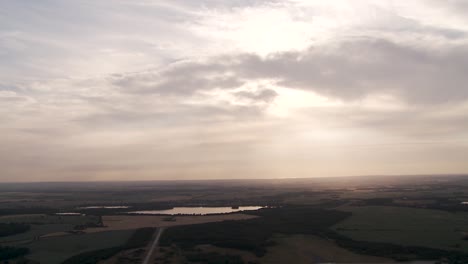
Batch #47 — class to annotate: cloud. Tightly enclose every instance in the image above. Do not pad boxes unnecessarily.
[110,61,244,95]
[234,88,278,103]
[254,39,468,103]
[1,0,468,180]
[297,102,468,140]
[111,38,468,104]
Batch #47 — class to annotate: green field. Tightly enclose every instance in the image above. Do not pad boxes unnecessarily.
[0,214,131,263]
[24,230,134,264]
[0,224,73,244]
[261,234,394,263]
[0,214,101,245]
[334,206,468,252]
[0,214,100,225]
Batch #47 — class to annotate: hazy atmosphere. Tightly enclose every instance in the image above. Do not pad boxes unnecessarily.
[1,0,468,181]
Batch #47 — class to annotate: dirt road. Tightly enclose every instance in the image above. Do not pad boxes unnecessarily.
[142,227,165,264]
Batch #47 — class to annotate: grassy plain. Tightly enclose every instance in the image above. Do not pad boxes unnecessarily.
[169,234,396,264]
[334,206,468,252]
[24,229,134,264]
[0,214,101,244]
[0,224,74,244]
[88,214,257,232]
[0,214,99,225]
[260,234,395,263]
[2,176,468,263]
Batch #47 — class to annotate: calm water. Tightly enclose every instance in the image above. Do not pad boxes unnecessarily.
[127,206,264,215]
[77,206,130,209]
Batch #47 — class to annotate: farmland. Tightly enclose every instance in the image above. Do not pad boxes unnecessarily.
[260,234,394,263]
[1,176,468,263]
[0,214,101,245]
[88,214,258,233]
[62,227,155,264]
[334,206,468,252]
[25,229,134,264]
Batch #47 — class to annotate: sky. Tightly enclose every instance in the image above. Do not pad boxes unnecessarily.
[1,0,468,182]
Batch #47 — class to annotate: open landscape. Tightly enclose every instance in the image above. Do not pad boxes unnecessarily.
[2,0,468,263]
[1,175,468,263]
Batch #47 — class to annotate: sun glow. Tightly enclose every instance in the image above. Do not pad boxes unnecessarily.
[268,87,343,117]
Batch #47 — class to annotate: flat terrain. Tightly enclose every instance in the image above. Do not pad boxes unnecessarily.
[88,214,258,233]
[0,224,74,244]
[261,234,395,263]
[169,234,396,264]
[0,214,100,244]
[142,227,164,264]
[0,214,99,225]
[2,176,468,263]
[334,206,468,252]
[24,230,134,264]
[98,248,147,264]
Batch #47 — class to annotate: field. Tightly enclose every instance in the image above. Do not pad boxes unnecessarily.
[0,214,100,225]
[260,234,395,263]
[0,224,75,244]
[24,229,134,264]
[2,176,468,263]
[0,214,132,264]
[0,214,101,245]
[87,214,258,232]
[158,207,351,262]
[334,206,468,252]
[168,234,398,264]
[62,227,156,264]
[99,248,147,264]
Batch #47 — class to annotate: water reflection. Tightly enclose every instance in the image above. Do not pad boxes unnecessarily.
[77,206,130,209]
[127,206,264,215]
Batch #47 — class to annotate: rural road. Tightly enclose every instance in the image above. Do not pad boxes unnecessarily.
[142,227,165,264]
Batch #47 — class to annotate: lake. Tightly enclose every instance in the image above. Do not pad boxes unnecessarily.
[77,206,130,209]
[55,213,83,216]
[127,206,264,215]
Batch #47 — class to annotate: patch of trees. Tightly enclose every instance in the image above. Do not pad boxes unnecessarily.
[61,227,156,264]
[160,206,351,257]
[0,223,30,237]
[0,246,29,261]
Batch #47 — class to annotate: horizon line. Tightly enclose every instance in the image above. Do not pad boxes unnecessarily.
[1,173,468,184]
